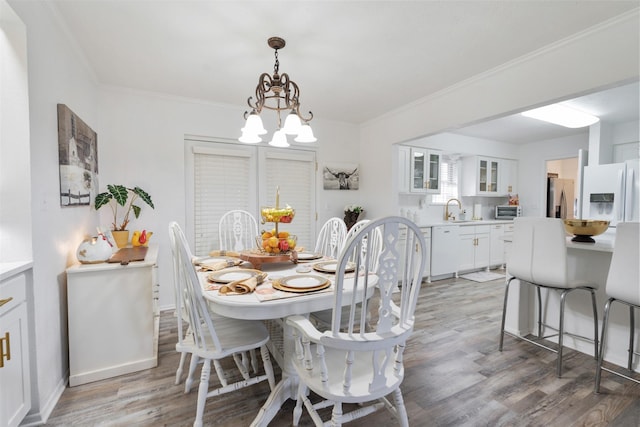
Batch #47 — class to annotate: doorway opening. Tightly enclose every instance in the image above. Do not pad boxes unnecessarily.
[545,157,578,219]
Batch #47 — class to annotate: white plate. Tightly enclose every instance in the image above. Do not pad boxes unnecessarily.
[296,252,323,261]
[312,261,356,273]
[208,269,261,283]
[280,275,329,289]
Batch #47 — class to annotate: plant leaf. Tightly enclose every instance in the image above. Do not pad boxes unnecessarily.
[132,205,141,218]
[94,192,112,210]
[109,184,129,206]
[133,187,154,209]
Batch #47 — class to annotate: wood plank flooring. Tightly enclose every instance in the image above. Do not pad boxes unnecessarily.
[47,272,639,426]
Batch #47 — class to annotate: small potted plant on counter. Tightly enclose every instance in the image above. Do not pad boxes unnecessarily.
[344,204,364,231]
[94,184,154,248]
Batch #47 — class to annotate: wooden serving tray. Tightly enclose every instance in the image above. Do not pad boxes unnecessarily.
[108,247,149,264]
[239,250,293,270]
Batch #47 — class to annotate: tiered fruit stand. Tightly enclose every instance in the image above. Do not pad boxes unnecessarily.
[239,187,298,269]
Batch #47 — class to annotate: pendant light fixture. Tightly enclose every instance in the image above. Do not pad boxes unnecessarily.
[239,37,316,147]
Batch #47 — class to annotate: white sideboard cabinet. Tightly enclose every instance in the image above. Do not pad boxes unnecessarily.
[0,263,33,427]
[66,245,159,386]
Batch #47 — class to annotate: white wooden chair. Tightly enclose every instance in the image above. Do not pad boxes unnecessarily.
[287,216,427,426]
[499,217,599,377]
[218,209,259,252]
[310,219,383,330]
[314,217,347,259]
[168,222,275,427]
[595,222,640,392]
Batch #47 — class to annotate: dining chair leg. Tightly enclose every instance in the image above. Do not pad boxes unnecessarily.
[595,298,613,393]
[250,349,258,374]
[557,289,569,378]
[212,359,228,387]
[185,355,200,393]
[194,359,211,427]
[292,381,306,426]
[393,388,409,427]
[176,352,188,385]
[260,345,276,390]
[331,401,344,427]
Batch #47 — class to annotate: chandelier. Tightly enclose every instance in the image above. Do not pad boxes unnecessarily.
[239,37,316,147]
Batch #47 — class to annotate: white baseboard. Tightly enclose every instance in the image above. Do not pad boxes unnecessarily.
[21,372,68,426]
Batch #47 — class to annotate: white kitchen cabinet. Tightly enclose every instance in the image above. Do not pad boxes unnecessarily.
[461,156,500,196]
[0,268,32,427]
[499,159,518,196]
[408,147,441,194]
[421,227,431,280]
[457,225,490,272]
[66,245,159,386]
[503,222,514,267]
[489,223,505,267]
[431,225,459,277]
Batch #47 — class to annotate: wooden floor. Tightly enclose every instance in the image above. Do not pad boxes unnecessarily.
[47,272,640,426]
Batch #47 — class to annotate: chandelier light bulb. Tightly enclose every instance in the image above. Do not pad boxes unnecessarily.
[282,111,302,135]
[268,129,290,147]
[294,124,317,143]
[242,112,267,136]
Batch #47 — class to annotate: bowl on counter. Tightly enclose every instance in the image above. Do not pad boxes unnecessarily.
[563,219,610,243]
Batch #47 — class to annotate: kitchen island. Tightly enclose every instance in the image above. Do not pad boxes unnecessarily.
[503,231,638,373]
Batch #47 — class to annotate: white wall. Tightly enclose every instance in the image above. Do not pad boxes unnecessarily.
[9,0,101,422]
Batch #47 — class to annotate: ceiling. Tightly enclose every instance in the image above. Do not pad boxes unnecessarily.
[48,1,639,143]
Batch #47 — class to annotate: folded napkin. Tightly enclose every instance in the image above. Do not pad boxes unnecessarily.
[209,250,241,257]
[198,258,242,272]
[219,273,268,295]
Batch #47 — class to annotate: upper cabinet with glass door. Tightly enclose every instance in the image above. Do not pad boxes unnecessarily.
[409,147,441,194]
[461,156,500,196]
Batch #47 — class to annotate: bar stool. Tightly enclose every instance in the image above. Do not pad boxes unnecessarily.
[595,222,640,392]
[499,217,599,377]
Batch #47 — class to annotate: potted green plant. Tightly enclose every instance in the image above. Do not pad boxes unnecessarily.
[94,184,154,247]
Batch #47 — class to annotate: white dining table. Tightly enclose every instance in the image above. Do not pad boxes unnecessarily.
[200,260,377,427]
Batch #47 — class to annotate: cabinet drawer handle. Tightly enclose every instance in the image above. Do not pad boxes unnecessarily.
[0,332,10,368]
[0,297,13,308]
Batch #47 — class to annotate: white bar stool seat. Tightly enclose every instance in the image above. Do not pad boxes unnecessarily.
[499,217,599,377]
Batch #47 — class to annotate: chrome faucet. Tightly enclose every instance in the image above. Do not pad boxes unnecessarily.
[444,198,462,221]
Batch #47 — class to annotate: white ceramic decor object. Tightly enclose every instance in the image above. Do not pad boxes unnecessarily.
[76,235,113,264]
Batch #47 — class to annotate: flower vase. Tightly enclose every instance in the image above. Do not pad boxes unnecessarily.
[111,230,130,248]
[344,211,362,231]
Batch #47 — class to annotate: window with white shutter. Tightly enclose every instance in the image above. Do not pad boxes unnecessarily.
[186,137,316,256]
[431,157,459,204]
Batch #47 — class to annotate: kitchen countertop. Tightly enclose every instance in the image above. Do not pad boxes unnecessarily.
[0,260,34,281]
[416,219,514,227]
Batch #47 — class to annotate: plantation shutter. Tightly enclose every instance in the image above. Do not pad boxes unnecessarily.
[259,149,316,250]
[186,138,316,256]
[191,144,256,255]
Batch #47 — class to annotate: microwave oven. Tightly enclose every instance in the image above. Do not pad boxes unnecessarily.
[495,205,522,219]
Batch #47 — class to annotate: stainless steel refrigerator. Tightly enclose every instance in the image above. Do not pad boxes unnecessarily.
[547,177,575,219]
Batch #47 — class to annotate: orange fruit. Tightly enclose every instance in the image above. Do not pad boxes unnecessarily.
[277,231,289,238]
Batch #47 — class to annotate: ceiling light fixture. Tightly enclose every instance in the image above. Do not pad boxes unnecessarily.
[239,37,316,147]
[521,104,600,128]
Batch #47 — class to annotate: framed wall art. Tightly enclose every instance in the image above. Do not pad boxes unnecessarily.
[57,104,98,206]
[323,163,359,190]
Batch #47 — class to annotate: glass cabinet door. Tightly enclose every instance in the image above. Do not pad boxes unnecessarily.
[479,159,488,192]
[489,160,499,192]
[427,152,440,192]
[410,149,426,192]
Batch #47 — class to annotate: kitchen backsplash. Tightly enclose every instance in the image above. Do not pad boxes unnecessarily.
[398,195,510,225]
